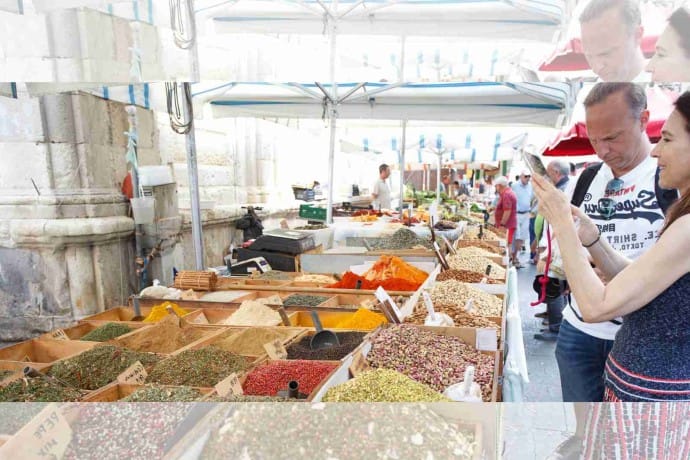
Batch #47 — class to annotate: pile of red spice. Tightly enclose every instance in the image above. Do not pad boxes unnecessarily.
[327,272,421,291]
[242,360,338,397]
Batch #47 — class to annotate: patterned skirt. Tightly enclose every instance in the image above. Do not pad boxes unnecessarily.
[604,355,690,402]
[582,402,690,460]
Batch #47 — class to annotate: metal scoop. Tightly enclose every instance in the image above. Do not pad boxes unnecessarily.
[309,310,340,350]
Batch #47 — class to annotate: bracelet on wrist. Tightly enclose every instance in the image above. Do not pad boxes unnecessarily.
[583,228,601,248]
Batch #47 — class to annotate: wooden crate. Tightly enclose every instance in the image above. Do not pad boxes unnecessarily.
[113,324,225,354]
[0,339,98,365]
[287,311,386,332]
[37,321,150,341]
[82,306,200,322]
[81,382,214,402]
[215,278,292,290]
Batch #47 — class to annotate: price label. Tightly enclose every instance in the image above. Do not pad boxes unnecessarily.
[349,350,371,377]
[22,355,32,362]
[374,287,401,322]
[191,313,210,325]
[215,372,243,397]
[0,403,72,460]
[481,264,492,284]
[476,328,498,351]
[49,329,69,341]
[264,339,288,360]
[117,361,147,385]
[422,292,437,321]
[464,299,474,313]
[442,236,457,255]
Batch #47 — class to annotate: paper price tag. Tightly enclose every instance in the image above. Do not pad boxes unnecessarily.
[22,355,32,362]
[476,328,498,351]
[464,300,474,313]
[215,372,243,397]
[442,236,457,255]
[374,287,402,321]
[49,329,69,341]
[0,403,72,460]
[422,292,437,321]
[349,350,371,377]
[191,313,209,325]
[264,339,288,360]
[117,361,147,385]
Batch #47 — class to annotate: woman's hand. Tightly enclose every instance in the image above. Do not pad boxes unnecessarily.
[532,175,573,228]
[571,205,600,248]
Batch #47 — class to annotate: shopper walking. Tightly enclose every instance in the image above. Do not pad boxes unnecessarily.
[539,83,678,459]
[510,171,533,268]
[493,177,518,266]
[372,164,392,210]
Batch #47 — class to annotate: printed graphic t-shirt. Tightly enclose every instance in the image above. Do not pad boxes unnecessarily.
[563,156,666,341]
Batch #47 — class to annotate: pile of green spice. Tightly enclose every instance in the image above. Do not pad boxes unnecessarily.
[282,294,330,307]
[80,323,133,342]
[146,347,249,387]
[0,376,84,402]
[286,331,365,361]
[370,228,433,250]
[121,385,203,402]
[48,345,161,390]
[256,271,292,280]
[322,369,450,402]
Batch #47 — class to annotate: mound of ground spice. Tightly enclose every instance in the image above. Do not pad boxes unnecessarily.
[115,316,209,353]
[286,331,365,361]
[146,347,249,387]
[213,328,298,356]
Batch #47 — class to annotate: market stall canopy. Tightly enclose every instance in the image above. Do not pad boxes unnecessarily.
[542,86,677,156]
[202,0,572,42]
[193,81,579,128]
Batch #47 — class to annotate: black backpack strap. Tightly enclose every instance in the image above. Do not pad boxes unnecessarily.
[570,162,603,207]
[654,166,679,215]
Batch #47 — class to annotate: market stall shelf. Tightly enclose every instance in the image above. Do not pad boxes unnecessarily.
[36,321,150,342]
[0,339,98,366]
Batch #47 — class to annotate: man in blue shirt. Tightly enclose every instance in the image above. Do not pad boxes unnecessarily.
[510,170,534,267]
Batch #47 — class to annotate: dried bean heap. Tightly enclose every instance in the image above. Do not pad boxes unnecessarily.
[0,376,84,402]
[282,294,330,307]
[456,240,505,255]
[436,269,500,284]
[201,403,476,459]
[428,280,503,317]
[80,323,133,342]
[147,347,249,387]
[49,345,161,391]
[405,305,501,333]
[458,246,503,259]
[243,360,337,397]
[287,331,366,361]
[448,254,506,279]
[463,226,501,241]
[370,228,433,250]
[323,368,450,402]
[367,325,494,401]
[121,385,203,402]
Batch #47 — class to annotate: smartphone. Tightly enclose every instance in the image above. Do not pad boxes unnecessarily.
[521,150,547,177]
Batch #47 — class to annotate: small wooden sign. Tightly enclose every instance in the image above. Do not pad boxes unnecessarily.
[476,328,498,351]
[22,355,32,362]
[116,361,147,385]
[0,403,72,460]
[433,241,450,271]
[264,339,288,360]
[215,372,243,397]
[49,329,69,341]
[349,350,371,377]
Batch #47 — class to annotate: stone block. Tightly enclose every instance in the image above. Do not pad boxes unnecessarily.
[53,58,87,82]
[135,105,156,149]
[0,316,55,341]
[137,147,161,167]
[0,57,55,81]
[112,15,132,64]
[41,93,78,143]
[0,13,50,58]
[65,245,100,316]
[86,59,129,83]
[74,93,111,145]
[82,143,123,189]
[47,142,82,190]
[92,239,136,311]
[79,8,116,61]
[0,96,43,142]
[0,142,51,190]
[45,9,81,58]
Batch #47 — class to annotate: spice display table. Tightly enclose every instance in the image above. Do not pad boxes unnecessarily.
[330,217,464,246]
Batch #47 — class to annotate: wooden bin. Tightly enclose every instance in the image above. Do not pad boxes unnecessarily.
[82,382,214,402]
[0,339,98,365]
[82,306,200,323]
[37,321,150,341]
[113,324,225,355]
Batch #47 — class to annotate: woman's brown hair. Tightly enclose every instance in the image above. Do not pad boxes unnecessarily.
[660,91,690,235]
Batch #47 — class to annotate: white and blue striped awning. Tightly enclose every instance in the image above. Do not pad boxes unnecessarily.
[193,81,578,128]
[201,0,572,42]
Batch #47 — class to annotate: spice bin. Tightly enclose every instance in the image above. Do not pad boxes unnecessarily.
[82,383,214,402]
[36,321,150,342]
[0,339,98,365]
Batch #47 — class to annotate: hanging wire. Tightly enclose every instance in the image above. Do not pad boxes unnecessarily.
[165,82,193,134]
[170,0,196,49]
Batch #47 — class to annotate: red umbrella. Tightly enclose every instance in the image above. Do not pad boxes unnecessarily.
[543,87,677,157]
[539,36,658,72]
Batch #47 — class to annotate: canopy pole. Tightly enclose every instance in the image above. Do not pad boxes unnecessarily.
[399,120,407,212]
[184,82,204,270]
[326,0,338,225]
[437,153,442,206]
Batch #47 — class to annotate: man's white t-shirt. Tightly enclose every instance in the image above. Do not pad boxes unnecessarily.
[562,156,665,341]
[372,179,391,209]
